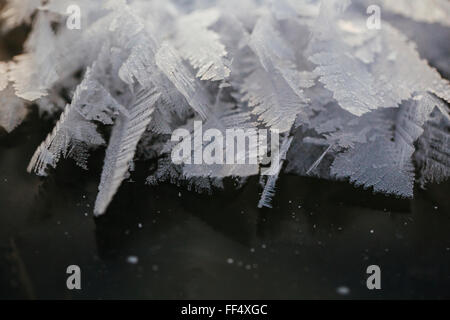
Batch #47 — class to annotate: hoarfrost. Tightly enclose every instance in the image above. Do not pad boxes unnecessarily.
[0,0,448,214]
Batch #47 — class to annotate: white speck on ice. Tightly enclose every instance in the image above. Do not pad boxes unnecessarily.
[138,223,143,228]
[178,192,181,197]
[227,258,234,264]
[336,286,350,295]
[127,256,139,264]
[261,244,267,249]
[152,264,159,271]
[370,229,374,234]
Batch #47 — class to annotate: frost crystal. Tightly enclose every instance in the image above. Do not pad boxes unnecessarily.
[95,88,161,215]
[377,0,450,27]
[0,0,449,214]
[0,85,29,133]
[173,8,231,81]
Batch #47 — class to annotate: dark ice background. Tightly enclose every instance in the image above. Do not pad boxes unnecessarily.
[0,7,450,300]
